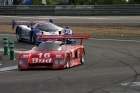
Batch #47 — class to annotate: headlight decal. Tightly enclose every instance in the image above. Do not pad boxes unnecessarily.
[54,59,64,65]
[18,60,28,66]
[54,60,59,65]
[59,60,64,65]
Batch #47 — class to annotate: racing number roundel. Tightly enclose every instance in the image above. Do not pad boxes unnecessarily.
[38,53,50,58]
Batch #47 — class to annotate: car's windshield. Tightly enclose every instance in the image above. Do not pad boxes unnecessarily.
[36,23,60,31]
[34,42,60,51]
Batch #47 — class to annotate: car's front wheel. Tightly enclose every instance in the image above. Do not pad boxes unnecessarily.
[80,50,85,64]
[16,31,21,42]
[65,54,70,68]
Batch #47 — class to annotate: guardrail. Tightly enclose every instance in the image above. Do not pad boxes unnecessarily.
[94,4,140,15]
[0,5,55,15]
[55,5,94,16]
[0,5,140,16]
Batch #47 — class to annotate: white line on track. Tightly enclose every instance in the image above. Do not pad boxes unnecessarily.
[0,65,18,72]
[0,16,60,19]
[121,82,140,86]
[0,15,109,20]
[0,34,140,43]
[0,34,15,36]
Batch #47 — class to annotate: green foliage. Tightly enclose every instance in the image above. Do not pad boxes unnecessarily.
[129,0,140,4]
[67,0,140,5]
[32,0,41,5]
[76,0,89,5]
[47,0,55,5]
[95,0,115,5]
[31,0,140,5]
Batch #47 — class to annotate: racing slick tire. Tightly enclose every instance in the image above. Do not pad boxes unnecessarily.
[16,31,21,42]
[31,32,35,44]
[80,50,85,64]
[65,54,70,68]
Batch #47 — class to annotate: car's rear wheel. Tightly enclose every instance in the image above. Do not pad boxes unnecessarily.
[65,54,70,68]
[80,50,85,64]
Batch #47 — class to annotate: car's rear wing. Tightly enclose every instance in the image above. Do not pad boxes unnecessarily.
[39,34,89,45]
[12,19,53,29]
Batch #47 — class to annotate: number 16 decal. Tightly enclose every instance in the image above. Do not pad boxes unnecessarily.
[38,53,50,58]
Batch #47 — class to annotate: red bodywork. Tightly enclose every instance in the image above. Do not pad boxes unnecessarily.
[18,34,89,70]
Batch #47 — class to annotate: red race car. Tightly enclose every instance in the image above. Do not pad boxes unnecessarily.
[18,34,89,70]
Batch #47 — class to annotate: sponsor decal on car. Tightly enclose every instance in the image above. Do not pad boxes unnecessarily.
[21,54,29,58]
[38,53,50,58]
[32,58,52,63]
[56,54,63,58]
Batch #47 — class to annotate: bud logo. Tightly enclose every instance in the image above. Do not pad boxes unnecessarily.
[32,58,52,63]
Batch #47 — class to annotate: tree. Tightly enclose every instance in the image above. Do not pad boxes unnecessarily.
[129,0,140,4]
[46,0,55,5]
[32,0,41,5]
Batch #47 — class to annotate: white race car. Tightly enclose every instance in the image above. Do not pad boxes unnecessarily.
[12,19,76,44]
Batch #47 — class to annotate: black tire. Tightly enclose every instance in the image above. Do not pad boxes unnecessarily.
[16,31,21,42]
[31,32,35,44]
[65,54,70,68]
[80,50,85,64]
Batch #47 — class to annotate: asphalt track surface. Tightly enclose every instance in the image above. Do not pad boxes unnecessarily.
[0,34,140,93]
[0,16,140,93]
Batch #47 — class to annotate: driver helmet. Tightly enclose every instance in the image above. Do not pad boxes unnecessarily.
[66,26,70,29]
[49,19,53,23]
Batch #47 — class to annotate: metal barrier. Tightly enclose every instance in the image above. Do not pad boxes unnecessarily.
[94,4,140,15]
[0,5,140,16]
[55,5,94,16]
[0,5,55,15]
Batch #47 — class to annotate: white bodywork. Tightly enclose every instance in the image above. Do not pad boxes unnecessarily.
[19,25,73,35]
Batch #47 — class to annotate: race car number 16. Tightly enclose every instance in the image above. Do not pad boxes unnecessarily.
[38,53,50,58]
